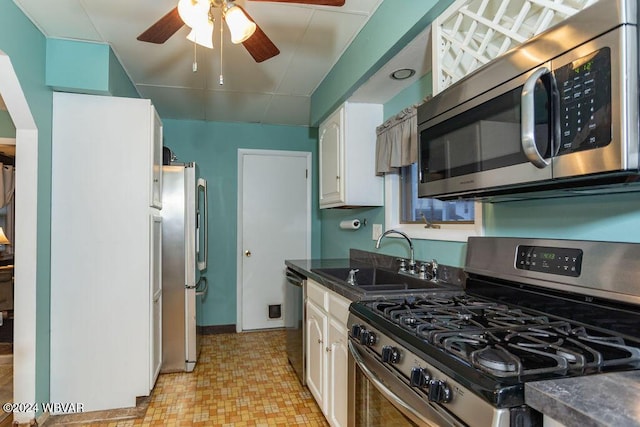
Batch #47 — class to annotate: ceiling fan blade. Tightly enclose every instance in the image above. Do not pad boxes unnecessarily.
[239,6,281,63]
[250,0,345,5]
[137,7,184,44]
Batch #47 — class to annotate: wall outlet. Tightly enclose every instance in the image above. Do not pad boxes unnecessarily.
[372,224,383,241]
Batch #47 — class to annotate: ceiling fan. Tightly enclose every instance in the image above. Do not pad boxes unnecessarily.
[137,0,346,63]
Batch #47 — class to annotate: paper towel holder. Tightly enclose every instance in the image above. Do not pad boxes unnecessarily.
[339,218,367,230]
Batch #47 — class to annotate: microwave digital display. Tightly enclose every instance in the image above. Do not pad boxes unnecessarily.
[554,48,612,155]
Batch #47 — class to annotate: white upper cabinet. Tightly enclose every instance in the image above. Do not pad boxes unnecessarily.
[319,102,383,208]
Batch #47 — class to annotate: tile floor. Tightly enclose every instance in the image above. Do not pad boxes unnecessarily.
[45,330,329,427]
[0,349,12,427]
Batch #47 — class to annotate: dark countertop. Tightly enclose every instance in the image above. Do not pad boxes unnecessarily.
[525,371,640,426]
[286,258,368,301]
[285,257,464,302]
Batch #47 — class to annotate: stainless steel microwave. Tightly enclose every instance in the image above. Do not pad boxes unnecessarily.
[418,0,639,201]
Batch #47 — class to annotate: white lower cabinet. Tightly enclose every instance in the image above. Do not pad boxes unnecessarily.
[327,317,349,427]
[305,279,350,427]
[306,300,328,408]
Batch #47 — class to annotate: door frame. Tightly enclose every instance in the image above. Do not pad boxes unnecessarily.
[0,51,38,423]
[236,149,311,332]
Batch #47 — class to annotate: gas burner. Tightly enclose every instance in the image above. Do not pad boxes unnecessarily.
[473,346,519,373]
[485,309,550,327]
[400,315,418,327]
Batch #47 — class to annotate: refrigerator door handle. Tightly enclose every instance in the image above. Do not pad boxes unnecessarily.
[197,178,208,271]
[195,276,208,299]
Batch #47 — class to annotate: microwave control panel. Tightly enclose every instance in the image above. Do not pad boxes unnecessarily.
[516,245,583,277]
[554,47,612,155]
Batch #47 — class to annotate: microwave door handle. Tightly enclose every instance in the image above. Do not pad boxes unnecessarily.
[521,66,551,168]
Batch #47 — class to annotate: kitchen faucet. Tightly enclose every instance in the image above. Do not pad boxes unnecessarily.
[375,229,416,273]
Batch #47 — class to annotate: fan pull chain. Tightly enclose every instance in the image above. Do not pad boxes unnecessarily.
[193,41,198,73]
[219,16,224,85]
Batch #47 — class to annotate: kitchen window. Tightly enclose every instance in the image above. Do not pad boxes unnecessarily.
[400,163,475,224]
[384,165,483,242]
[376,105,482,241]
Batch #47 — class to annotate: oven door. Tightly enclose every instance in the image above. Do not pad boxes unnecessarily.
[348,341,465,427]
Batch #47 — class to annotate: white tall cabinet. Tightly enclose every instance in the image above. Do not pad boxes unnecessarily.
[50,92,163,412]
[319,102,383,208]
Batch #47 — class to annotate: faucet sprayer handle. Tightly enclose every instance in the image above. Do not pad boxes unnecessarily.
[347,269,359,286]
[418,263,429,280]
[429,259,439,282]
[396,258,407,272]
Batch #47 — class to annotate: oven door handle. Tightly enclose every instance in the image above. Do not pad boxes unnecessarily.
[349,340,444,426]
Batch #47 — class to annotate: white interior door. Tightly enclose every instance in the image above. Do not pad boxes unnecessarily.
[238,150,310,331]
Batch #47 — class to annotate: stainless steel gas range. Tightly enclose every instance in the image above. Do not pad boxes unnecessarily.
[347,237,640,426]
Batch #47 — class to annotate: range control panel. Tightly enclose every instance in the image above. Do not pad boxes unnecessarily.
[516,245,583,277]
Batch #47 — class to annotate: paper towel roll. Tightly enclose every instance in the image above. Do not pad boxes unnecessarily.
[339,219,361,230]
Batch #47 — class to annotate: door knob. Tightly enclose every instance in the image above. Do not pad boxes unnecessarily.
[245,250,251,257]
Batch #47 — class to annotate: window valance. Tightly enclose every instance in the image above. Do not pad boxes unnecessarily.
[375,106,417,175]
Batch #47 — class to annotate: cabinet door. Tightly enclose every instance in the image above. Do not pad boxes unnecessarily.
[150,107,163,209]
[150,215,163,388]
[319,106,343,206]
[306,300,327,411]
[328,317,349,427]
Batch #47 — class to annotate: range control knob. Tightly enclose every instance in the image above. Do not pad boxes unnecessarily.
[381,346,401,364]
[428,379,452,403]
[410,367,431,388]
[359,330,377,346]
[350,324,362,340]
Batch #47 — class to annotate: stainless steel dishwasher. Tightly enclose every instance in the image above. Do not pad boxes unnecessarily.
[285,267,306,385]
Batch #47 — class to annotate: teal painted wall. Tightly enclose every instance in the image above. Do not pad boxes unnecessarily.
[384,72,432,119]
[46,39,110,93]
[320,207,384,259]
[485,194,640,242]
[162,119,320,326]
[0,0,52,408]
[46,38,139,98]
[310,0,454,125]
[0,110,15,138]
[108,48,139,98]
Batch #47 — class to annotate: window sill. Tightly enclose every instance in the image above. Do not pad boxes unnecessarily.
[384,173,484,243]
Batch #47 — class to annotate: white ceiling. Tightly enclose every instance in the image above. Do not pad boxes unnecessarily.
[12,0,432,126]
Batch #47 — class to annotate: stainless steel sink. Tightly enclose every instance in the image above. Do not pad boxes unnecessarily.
[311,267,451,293]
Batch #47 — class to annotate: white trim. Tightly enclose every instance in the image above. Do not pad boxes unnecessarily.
[236,149,312,333]
[0,50,38,424]
[384,173,483,242]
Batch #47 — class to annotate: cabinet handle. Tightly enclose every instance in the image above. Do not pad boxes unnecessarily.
[318,339,322,344]
[326,347,331,352]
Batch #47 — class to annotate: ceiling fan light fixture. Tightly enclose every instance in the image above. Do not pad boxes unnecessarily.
[223,3,257,44]
[178,0,211,29]
[187,24,214,49]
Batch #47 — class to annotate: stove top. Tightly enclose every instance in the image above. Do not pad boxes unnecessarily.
[358,295,640,380]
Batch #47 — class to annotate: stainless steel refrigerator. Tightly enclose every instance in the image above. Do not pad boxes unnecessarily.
[161,162,208,373]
